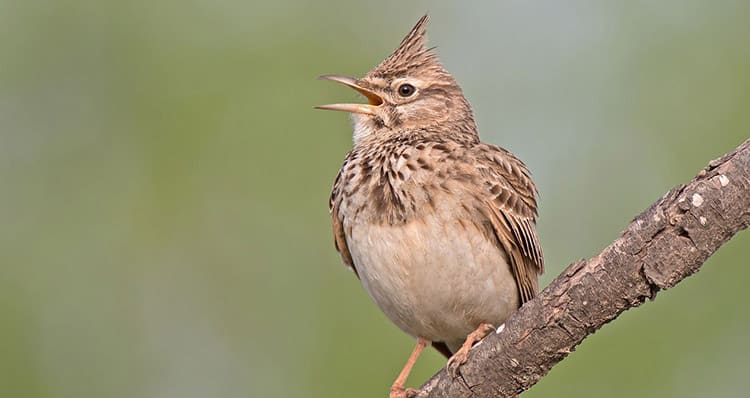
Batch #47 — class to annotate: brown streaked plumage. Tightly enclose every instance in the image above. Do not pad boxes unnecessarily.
[317,15,543,398]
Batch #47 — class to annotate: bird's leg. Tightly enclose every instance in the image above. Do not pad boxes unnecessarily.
[446,322,495,377]
[390,337,430,398]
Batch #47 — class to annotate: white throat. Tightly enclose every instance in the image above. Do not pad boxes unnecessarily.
[350,114,377,145]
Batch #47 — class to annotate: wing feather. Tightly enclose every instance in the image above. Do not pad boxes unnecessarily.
[329,159,359,278]
[476,144,544,303]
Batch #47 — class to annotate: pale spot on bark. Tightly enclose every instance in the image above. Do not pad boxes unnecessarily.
[692,193,704,207]
[719,174,729,186]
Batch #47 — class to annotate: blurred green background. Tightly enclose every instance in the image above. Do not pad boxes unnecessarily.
[1,1,749,397]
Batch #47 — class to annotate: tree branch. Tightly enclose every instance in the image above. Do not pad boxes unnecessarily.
[418,138,750,397]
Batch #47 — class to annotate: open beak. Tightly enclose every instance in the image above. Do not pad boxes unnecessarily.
[315,75,383,115]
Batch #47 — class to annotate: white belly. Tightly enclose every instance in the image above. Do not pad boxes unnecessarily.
[348,214,520,350]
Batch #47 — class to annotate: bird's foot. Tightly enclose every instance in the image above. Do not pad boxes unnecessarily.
[389,385,420,398]
[446,323,495,377]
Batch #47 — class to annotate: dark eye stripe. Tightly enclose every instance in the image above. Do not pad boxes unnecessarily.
[419,87,450,98]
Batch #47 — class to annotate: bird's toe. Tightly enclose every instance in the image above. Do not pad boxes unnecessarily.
[390,386,419,398]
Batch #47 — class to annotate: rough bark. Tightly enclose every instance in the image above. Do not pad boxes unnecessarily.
[417,138,750,398]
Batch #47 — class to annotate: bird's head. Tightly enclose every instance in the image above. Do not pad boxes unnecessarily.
[316,15,477,145]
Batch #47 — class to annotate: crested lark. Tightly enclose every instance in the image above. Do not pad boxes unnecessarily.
[316,15,543,398]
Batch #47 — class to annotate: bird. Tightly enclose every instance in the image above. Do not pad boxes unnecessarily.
[316,15,543,398]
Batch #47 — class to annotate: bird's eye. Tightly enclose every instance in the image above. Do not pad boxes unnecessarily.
[398,83,416,97]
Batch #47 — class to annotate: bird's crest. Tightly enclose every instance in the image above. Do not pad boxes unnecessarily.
[367,15,445,78]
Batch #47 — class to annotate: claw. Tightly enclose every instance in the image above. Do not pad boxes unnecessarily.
[445,323,496,377]
[446,349,470,378]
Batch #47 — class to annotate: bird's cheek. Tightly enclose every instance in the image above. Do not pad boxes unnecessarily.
[410,106,443,125]
[396,104,421,124]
